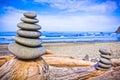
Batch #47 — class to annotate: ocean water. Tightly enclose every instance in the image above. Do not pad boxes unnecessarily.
[0,31,120,44]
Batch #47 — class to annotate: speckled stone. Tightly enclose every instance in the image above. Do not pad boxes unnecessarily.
[8,42,46,59]
[100,57,111,65]
[24,12,36,18]
[14,36,42,47]
[100,54,111,59]
[17,29,41,38]
[17,22,41,30]
[99,48,111,55]
[21,17,39,23]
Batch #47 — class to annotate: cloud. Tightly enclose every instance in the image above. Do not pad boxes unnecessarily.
[34,0,118,13]
[38,15,119,31]
[3,6,25,13]
[0,6,38,31]
[1,6,119,32]
[0,6,26,31]
[3,6,36,13]
[0,11,22,31]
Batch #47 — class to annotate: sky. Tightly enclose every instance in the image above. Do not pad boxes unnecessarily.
[0,0,120,32]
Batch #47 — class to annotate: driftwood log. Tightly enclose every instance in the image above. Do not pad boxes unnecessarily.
[0,57,49,80]
[0,50,94,67]
[0,50,120,80]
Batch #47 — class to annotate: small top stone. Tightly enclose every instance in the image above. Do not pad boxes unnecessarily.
[24,12,37,18]
[99,48,111,55]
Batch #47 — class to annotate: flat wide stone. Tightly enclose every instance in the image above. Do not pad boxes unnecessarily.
[95,66,108,70]
[24,12,37,18]
[8,42,46,59]
[21,17,39,24]
[17,22,41,30]
[17,29,41,38]
[98,62,111,69]
[14,36,42,47]
[100,57,111,65]
[100,54,111,59]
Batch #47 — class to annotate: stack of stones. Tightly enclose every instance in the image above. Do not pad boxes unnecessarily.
[8,12,46,59]
[95,48,111,70]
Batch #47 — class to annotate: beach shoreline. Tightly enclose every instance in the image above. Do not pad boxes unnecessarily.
[0,42,120,59]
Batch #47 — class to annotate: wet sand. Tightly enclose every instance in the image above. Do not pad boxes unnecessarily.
[0,42,120,59]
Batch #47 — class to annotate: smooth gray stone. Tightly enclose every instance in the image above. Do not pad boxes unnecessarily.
[21,17,39,23]
[100,54,111,59]
[24,12,36,18]
[100,57,111,65]
[17,22,41,30]
[17,29,41,38]
[99,48,111,55]
[95,66,108,70]
[98,62,111,68]
[14,36,42,47]
[8,42,46,59]
[82,54,89,61]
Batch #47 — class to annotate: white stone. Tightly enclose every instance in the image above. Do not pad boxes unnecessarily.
[24,12,36,18]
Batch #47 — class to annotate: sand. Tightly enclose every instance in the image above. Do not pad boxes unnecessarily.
[43,42,120,59]
[0,42,120,59]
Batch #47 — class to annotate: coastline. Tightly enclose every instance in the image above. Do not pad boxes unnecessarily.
[0,42,120,59]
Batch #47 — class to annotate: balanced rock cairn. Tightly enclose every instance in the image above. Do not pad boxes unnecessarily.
[95,48,112,70]
[8,12,46,59]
